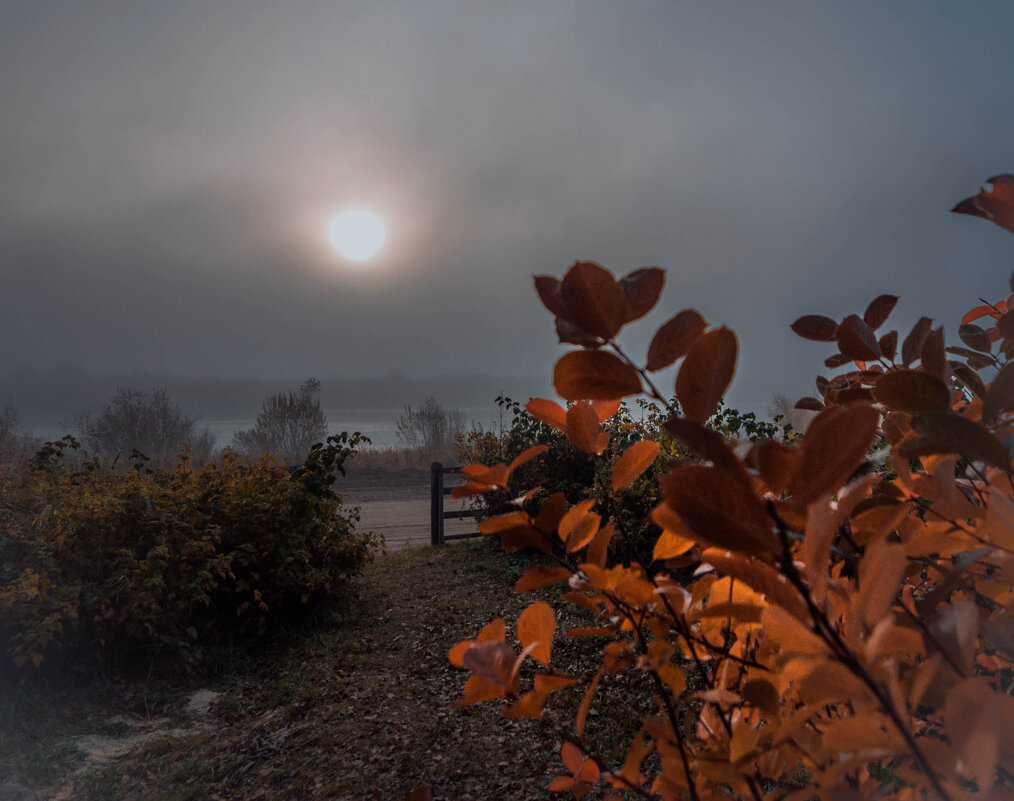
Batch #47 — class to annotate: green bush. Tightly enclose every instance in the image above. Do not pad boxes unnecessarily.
[0,433,377,673]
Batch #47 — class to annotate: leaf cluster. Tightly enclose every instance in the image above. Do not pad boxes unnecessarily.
[445,255,1014,800]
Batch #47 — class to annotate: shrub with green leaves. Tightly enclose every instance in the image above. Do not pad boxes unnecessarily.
[0,433,377,673]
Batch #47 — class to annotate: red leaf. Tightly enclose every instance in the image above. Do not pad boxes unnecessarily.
[660,464,776,558]
[560,261,627,340]
[645,310,707,371]
[952,174,1014,234]
[958,324,992,353]
[863,295,899,329]
[871,370,951,414]
[534,275,569,318]
[554,350,642,401]
[788,404,881,506]
[620,267,665,323]
[576,670,604,738]
[795,396,824,411]
[790,315,838,342]
[983,361,1014,422]
[835,314,881,361]
[507,444,549,474]
[555,317,600,347]
[901,316,933,366]
[675,327,738,423]
[591,399,621,422]
[879,330,898,361]
[911,411,1011,468]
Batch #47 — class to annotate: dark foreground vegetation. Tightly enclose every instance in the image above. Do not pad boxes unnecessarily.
[0,434,377,676]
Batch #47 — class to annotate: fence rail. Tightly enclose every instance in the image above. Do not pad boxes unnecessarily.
[430,462,483,545]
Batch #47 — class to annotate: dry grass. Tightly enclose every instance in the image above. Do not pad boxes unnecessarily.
[1,539,644,801]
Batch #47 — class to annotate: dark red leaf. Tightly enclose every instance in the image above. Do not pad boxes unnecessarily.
[795,396,824,411]
[554,350,642,401]
[983,361,1014,422]
[788,404,881,506]
[534,275,569,319]
[790,315,838,342]
[555,317,601,347]
[950,363,986,400]
[879,330,898,361]
[958,324,992,353]
[997,310,1014,341]
[863,295,899,329]
[901,317,933,366]
[920,326,949,383]
[620,267,665,323]
[911,411,1010,468]
[663,417,751,487]
[660,464,776,559]
[836,314,881,361]
[951,175,1014,234]
[675,326,738,422]
[560,261,627,340]
[645,310,707,371]
[871,371,951,414]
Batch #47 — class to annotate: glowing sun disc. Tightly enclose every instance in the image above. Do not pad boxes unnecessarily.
[329,210,386,260]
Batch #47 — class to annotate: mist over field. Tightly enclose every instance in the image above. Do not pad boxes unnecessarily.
[3,2,1014,420]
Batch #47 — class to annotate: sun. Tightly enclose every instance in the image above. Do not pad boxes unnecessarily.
[328,209,386,261]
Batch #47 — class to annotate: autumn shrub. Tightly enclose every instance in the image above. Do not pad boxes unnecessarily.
[443,181,1014,801]
[0,433,376,673]
[455,395,789,565]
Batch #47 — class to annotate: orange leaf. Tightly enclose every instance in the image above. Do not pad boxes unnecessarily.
[453,673,506,707]
[788,404,880,506]
[961,304,1000,326]
[652,525,696,562]
[675,326,737,422]
[554,350,642,401]
[535,673,580,692]
[577,668,604,737]
[646,310,707,370]
[611,440,659,492]
[660,465,776,558]
[560,261,627,340]
[952,174,1014,234]
[476,617,506,643]
[507,444,549,473]
[558,499,600,552]
[515,566,573,593]
[501,689,549,720]
[525,398,567,430]
[518,601,555,665]
[620,267,665,323]
[567,401,603,454]
[462,641,519,692]
[944,677,1004,783]
[586,522,614,568]
[591,398,621,422]
[872,370,951,414]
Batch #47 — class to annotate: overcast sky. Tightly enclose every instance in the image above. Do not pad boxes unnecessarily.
[3,1,1014,412]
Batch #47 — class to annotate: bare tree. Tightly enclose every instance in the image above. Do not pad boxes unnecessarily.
[0,399,39,463]
[77,387,217,465]
[233,378,328,459]
[395,397,465,452]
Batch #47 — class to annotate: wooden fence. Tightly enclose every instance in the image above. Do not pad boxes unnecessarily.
[430,462,483,545]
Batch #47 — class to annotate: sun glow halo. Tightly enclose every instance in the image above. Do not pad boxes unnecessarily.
[328,210,386,261]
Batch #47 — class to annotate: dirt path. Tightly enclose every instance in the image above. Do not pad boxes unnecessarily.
[7,541,595,801]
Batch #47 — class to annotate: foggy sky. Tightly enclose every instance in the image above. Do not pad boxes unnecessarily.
[4,1,1014,413]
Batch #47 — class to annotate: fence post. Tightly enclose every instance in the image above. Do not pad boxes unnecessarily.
[430,461,445,546]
